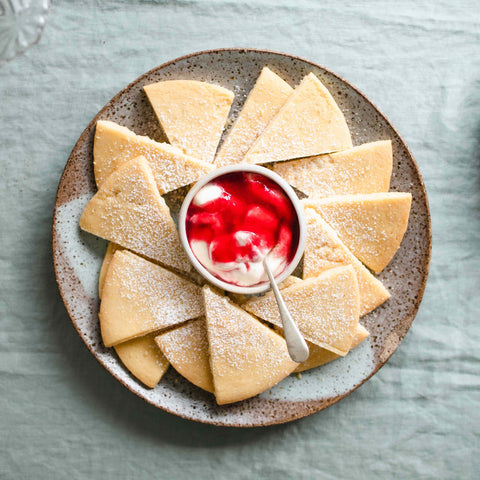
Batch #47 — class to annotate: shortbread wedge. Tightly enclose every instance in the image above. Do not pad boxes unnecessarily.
[243,266,359,356]
[114,334,170,388]
[296,324,369,373]
[98,242,123,299]
[80,156,190,272]
[99,251,204,347]
[243,73,352,164]
[93,120,213,192]
[273,141,392,197]
[304,193,412,273]
[155,317,214,393]
[144,80,234,163]
[303,207,390,316]
[203,285,298,405]
[215,67,293,167]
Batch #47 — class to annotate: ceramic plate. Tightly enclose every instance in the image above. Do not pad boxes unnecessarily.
[52,49,431,427]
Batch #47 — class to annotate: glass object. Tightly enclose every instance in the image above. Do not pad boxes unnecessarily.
[0,0,50,66]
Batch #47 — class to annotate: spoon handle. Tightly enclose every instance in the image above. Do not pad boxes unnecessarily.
[263,259,309,363]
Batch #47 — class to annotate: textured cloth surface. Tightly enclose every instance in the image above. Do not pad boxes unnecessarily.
[1,1,479,478]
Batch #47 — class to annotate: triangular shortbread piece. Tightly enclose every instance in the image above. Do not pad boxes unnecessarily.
[114,334,169,388]
[273,141,392,197]
[215,67,293,167]
[144,80,234,163]
[155,318,214,393]
[99,250,204,347]
[303,207,389,316]
[304,193,412,273]
[203,286,298,405]
[93,120,213,193]
[80,156,190,272]
[243,73,352,164]
[98,242,123,299]
[243,266,359,356]
[296,324,369,373]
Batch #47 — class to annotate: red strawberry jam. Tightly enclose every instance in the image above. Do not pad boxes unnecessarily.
[186,171,300,287]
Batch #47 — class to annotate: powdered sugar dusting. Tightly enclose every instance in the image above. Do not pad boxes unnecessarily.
[94,120,214,193]
[244,266,359,355]
[144,80,234,163]
[215,66,293,167]
[80,157,191,273]
[155,318,214,393]
[273,140,392,197]
[100,250,204,345]
[304,193,412,272]
[205,289,290,371]
[243,73,352,164]
[204,287,298,403]
[302,206,390,316]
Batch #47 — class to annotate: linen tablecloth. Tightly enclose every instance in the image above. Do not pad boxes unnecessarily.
[1,1,479,478]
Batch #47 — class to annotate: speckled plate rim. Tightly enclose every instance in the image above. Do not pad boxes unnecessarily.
[52,48,432,427]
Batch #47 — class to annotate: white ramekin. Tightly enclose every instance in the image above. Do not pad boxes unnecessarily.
[178,164,306,295]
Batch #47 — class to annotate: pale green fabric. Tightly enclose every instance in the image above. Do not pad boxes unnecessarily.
[1,1,479,478]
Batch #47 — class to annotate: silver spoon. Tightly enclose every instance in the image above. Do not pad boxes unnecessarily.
[263,257,309,363]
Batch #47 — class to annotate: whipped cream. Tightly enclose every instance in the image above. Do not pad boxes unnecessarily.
[192,184,224,207]
[191,240,286,287]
